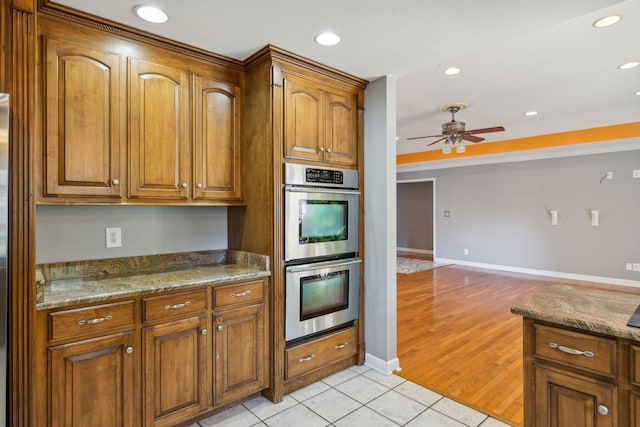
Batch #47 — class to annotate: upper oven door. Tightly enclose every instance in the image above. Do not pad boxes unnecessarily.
[284,187,360,262]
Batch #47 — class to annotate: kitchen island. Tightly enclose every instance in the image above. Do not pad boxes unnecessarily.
[33,249,271,426]
[512,284,640,427]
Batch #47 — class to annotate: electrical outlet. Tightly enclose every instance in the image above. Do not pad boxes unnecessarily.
[105,227,122,248]
[633,170,640,179]
[634,263,640,272]
[464,248,469,255]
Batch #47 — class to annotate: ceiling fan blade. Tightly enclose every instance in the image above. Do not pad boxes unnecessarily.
[406,134,444,141]
[462,134,484,143]
[426,137,447,146]
[467,126,505,135]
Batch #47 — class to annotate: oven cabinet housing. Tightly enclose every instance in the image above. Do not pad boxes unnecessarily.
[34,279,269,426]
[522,318,640,427]
[36,18,243,205]
[282,70,358,168]
[230,47,367,403]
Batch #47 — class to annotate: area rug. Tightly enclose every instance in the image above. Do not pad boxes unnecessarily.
[396,257,450,274]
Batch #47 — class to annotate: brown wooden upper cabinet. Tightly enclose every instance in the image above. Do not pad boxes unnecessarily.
[38,22,243,205]
[282,71,358,167]
[42,36,124,199]
[128,58,190,200]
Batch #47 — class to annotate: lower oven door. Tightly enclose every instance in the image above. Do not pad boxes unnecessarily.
[285,257,361,343]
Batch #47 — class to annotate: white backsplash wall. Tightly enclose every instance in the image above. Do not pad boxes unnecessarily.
[36,205,228,263]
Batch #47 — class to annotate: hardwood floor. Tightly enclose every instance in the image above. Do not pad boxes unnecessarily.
[395,259,637,426]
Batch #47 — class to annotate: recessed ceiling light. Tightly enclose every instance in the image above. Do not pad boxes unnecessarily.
[592,15,622,28]
[635,90,640,96]
[618,61,640,70]
[443,67,461,76]
[134,5,168,23]
[525,111,538,116]
[315,32,341,46]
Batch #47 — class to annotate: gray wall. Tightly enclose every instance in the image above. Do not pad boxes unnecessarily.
[397,181,433,252]
[398,150,640,282]
[363,76,398,373]
[36,205,228,263]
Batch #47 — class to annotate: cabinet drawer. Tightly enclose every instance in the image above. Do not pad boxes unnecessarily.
[142,289,207,323]
[534,324,616,377]
[286,327,357,379]
[214,280,264,309]
[49,301,134,342]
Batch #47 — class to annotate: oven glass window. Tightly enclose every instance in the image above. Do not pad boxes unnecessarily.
[298,200,348,244]
[300,270,349,320]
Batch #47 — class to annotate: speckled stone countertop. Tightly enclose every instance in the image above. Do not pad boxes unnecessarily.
[36,250,270,310]
[511,284,640,341]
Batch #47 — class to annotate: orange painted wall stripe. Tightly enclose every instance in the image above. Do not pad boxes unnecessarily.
[397,122,640,164]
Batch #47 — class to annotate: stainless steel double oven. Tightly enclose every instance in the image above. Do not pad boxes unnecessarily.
[284,163,361,343]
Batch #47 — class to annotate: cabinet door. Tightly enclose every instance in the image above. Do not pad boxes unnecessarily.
[534,364,616,427]
[193,75,242,201]
[143,315,208,427]
[43,37,123,198]
[213,304,266,406]
[324,88,358,167]
[283,73,325,162]
[129,58,189,200]
[49,332,136,427]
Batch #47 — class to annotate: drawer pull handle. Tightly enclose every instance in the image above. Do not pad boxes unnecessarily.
[334,342,349,350]
[598,405,609,416]
[164,301,191,310]
[299,354,316,363]
[231,290,251,298]
[78,315,112,326]
[548,342,594,358]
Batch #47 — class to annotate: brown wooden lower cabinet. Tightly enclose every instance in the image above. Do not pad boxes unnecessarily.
[522,318,640,427]
[214,303,265,406]
[534,363,616,427]
[143,315,209,427]
[49,331,137,427]
[40,278,269,427]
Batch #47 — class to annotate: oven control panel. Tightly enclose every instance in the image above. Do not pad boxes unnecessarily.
[285,163,358,189]
[305,168,343,185]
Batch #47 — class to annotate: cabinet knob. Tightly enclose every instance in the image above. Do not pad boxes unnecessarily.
[217,325,223,332]
[201,329,207,336]
[181,182,188,188]
[112,179,120,186]
[126,346,133,354]
[319,147,325,152]
[597,405,609,416]
[197,183,203,189]
[326,148,332,153]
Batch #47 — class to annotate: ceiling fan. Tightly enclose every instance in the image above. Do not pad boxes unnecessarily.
[407,104,505,153]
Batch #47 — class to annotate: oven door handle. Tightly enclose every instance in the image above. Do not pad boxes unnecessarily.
[285,186,360,196]
[286,258,361,273]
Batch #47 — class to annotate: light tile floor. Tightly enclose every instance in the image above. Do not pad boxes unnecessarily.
[191,366,514,427]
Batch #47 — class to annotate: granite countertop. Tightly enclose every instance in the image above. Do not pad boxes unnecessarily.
[511,284,640,341]
[36,250,270,311]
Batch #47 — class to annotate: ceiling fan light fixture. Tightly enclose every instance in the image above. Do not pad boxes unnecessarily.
[315,32,341,46]
[443,67,461,76]
[618,61,640,70]
[134,5,168,23]
[592,15,622,28]
[456,143,466,154]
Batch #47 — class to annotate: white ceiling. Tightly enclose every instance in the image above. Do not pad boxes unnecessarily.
[55,0,640,157]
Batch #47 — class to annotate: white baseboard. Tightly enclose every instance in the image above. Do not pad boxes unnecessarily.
[397,247,433,255]
[364,353,401,375]
[435,258,640,288]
